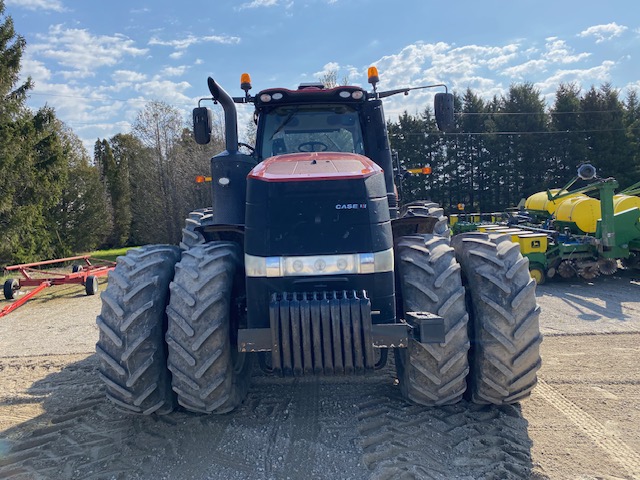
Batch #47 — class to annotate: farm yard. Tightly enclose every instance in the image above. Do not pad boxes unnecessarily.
[1,272,639,479]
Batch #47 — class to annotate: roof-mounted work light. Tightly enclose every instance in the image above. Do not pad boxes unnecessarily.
[240,73,252,95]
[367,66,379,86]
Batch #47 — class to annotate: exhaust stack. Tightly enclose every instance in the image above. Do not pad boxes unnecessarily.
[207,77,238,153]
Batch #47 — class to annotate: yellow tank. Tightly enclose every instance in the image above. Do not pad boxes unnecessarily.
[525,189,586,215]
[555,196,601,233]
[613,195,640,213]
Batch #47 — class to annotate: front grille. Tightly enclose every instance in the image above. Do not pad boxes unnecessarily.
[269,290,375,375]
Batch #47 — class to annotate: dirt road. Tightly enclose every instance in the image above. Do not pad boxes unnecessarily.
[1,272,639,479]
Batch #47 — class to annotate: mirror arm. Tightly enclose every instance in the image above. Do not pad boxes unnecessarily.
[376,83,448,99]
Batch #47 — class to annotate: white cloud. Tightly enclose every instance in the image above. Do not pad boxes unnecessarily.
[534,61,615,94]
[373,42,451,88]
[29,25,148,78]
[135,79,192,105]
[21,55,51,83]
[311,62,360,86]
[364,37,623,117]
[543,38,590,64]
[149,34,240,49]
[112,70,147,83]
[5,0,64,12]
[238,0,279,8]
[579,22,628,43]
[502,59,548,79]
[237,0,294,9]
[625,80,640,92]
[158,66,188,77]
[313,62,340,78]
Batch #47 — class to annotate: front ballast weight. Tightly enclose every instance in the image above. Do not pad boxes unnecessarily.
[238,290,446,376]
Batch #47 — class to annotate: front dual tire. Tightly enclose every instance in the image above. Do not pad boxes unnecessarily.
[394,216,542,406]
[97,242,251,416]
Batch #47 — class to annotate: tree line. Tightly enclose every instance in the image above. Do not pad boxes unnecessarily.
[389,83,640,213]
[0,2,223,265]
[2,2,639,266]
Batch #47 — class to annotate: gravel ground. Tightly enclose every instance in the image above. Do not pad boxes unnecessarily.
[1,271,639,479]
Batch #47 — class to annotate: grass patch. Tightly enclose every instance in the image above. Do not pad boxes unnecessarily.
[88,247,137,263]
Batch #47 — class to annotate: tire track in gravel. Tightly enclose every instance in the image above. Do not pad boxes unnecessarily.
[1,354,536,480]
[0,355,154,479]
[357,387,533,480]
[0,394,134,480]
[536,379,640,479]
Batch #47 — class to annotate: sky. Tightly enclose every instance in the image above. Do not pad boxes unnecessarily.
[6,0,640,153]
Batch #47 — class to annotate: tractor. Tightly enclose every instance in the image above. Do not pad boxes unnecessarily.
[96,68,541,415]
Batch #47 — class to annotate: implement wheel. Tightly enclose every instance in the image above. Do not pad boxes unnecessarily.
[3,279,19,300]
[395,234,470,406]
[529,264,546,285]
[85,275,99,295]
[96,245,181,415]
[452,232,542,404]
[166,242,252,414]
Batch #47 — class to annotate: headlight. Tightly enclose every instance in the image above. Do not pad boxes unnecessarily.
[245,249,394,277]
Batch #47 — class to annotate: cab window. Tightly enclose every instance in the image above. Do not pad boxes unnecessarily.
[259,105,364,158]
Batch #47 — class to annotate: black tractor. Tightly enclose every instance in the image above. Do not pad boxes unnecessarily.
[96,68,541,415]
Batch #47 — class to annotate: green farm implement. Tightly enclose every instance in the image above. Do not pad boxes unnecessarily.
[452,164,640,284]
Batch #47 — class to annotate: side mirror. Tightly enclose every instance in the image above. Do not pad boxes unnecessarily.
[434,92,455,132]
[193,107,213,145]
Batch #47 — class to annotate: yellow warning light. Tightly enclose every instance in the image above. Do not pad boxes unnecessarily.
[195,175,212,183]
[367,66,379,85]
[240,73,252,92]
[406,166,432,175]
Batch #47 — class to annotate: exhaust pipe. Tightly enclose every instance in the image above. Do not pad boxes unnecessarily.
[207,77,238,153]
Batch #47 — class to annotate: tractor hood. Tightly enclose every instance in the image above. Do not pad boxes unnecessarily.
[248,152,382,183]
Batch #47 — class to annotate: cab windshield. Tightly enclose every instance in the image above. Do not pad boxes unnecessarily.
[258,104,365,159]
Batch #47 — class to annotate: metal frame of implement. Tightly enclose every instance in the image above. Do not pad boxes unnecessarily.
[0,255,115,318]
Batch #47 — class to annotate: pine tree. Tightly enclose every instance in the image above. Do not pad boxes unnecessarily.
[95,138,131,247]
[0,1,35,263]
[623,90,640,182]
[53,127,111,255]
[549,83,586,185]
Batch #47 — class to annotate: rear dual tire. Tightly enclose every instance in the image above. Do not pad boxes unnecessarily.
[452,232,542,404]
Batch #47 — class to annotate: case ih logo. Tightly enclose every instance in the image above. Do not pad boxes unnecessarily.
[336,203,367,210]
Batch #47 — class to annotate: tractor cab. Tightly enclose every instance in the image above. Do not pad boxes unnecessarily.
[252,84,369,160]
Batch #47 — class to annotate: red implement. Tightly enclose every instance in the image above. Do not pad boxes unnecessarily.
[1,255,115,318]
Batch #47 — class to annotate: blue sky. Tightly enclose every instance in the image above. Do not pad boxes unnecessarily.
[6,0,640,152]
